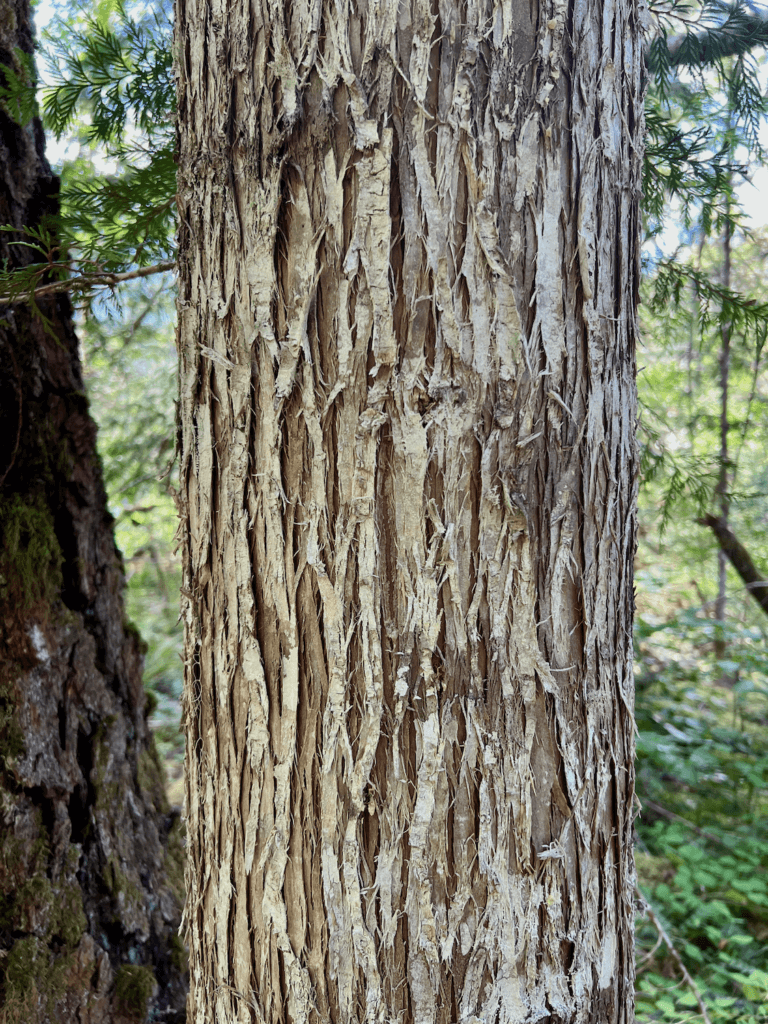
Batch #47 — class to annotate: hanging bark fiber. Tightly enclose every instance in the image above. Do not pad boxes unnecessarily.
[175,0,643,1020]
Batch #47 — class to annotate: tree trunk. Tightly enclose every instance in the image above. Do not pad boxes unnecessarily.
[714,207,732,660]
[175,0,642,1020]
[0,2,187,1020]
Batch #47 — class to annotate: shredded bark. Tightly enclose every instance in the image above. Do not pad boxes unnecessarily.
[175,0,643,1020]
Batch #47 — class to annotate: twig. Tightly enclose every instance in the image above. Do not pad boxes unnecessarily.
[641,799,729,848]
[0,260,176,307]
[697,513,768,620]
[638,890,713,1024]
[636,928,663,969]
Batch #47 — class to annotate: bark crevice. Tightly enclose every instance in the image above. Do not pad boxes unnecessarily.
[176,0,641,1018]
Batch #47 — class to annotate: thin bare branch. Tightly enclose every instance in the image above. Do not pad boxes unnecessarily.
[642,799,729,848]
[638,891,713,1024]
[698,513,768,619]
[0,260,176,307]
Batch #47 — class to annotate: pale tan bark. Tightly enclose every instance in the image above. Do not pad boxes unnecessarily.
[175,0,642,1020]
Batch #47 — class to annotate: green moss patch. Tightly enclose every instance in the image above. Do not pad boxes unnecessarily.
[168,931,188,973]
[3,936,41,1000]
[0,661,25,772]
[9,875,53,935]
[102,854,145,929]
[0,494,63,611]
[90,714,119,792]
[113,964,156,1022]
[0,683,23,773]
[0,871,85,950]
[0,816,48,900]
[1,935,71,1022]
[52,881,87,948]
[136,744,168,814]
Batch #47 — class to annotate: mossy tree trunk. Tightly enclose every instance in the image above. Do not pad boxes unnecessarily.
[176,0,642,1020]
[0,2,187,1021]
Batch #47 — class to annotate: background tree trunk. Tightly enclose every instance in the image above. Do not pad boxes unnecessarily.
[0,2,187,1020]
[176,0,641,1021]
[699,514,768,620]
[714,205,732,660]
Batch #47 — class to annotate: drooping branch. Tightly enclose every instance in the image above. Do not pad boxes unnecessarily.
[642,799,728,848]
[638,891,713,1024]
[0,259,176,306]
[668,6,768,67]
[698,513,768,619]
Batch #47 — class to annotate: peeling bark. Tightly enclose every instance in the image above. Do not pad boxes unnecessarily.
[0,2,187,1019]
[175,0,642,1019]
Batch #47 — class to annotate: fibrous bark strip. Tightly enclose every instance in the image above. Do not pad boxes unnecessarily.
[175,0,642,1020]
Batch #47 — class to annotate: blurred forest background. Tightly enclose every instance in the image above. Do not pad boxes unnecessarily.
[3,0,768,1019]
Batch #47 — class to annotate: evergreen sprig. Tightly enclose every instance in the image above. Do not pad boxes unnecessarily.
[643,96,742,238]
[647,1,768,155]
[667,2,768,69]
[34,0,175,280]
[42,0,174,148]
[60,150,177,269]
[639,409,721,536]
[649,258,768,345]
[0,0,767,315]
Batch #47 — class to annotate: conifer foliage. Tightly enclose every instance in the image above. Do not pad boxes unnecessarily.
[0,0,174,308]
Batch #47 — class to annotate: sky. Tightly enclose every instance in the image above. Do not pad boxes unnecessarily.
[737,165,768,230]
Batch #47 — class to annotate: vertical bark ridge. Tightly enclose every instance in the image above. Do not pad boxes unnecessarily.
[176,0,642,1020]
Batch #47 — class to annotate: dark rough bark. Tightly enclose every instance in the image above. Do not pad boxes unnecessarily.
[698,514,768,620]
[0,1,187,1021]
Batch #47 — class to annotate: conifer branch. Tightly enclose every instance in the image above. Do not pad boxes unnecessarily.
[0,259,176,306]
[668,7,768,67]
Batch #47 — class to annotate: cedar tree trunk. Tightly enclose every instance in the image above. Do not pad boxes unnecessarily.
[175,0,642,1020]
[0,2,187,1020]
